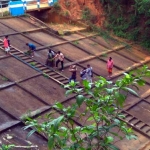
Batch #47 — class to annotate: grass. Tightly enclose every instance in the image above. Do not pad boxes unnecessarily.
[30,62,36,66]
[58,30,64,36]
[1,76,8,81]
[90,43,98,46]
[101,53,107,57]
[43,73,49,79]
[73,40,79,45]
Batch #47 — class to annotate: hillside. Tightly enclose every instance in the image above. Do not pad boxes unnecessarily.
[50,0,150,49]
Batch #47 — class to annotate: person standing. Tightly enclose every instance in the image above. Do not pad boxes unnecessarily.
[26,43,36,57]
[80,67,87,82]
[86,64,93,83]
[69,65,77,82]
[54,51,64,71]
[3,36,10,54]
[46,49,55,67]
[107,57,114,78]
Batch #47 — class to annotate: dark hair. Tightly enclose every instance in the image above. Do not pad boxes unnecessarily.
[109,57,112,61]
[5,35,8,38]
[49,49,52,53]
[26,43,29,46]
[57,51,60,54]
[87,64,90,67]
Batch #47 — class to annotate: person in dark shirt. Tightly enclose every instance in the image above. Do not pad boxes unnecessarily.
[26,43,36,57]
[69,65,77,82]
[45,49,55,67]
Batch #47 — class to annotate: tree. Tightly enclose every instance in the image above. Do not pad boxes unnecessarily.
[24,66,150,150]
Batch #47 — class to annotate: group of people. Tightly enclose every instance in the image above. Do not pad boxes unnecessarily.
[3,38,114,81]
[69,64,93,83]
[45,49,64,71]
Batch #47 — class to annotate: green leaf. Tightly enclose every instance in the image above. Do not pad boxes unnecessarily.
[114,92,126,107]
[105,136,114,143]
[107,144,119,150]
[106,88,113,94]
[126,134,137,140]
[65,89,73,96]
[123,73,130,79]
[122,87,138,96]
[83,80,91,89]
[53,102,64,110]
[48,136,54,150]
[76,95,85,106]
[26,129,36,139]
[114,119,120,125]
[87,116,94,121]
[137,79,145,86]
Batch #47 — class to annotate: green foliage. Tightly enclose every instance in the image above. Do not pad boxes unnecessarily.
[24,66,150,150]
[65,0,71,8]
[127,28,140,41]
[134,0,150,16]
[63,10,70,17]
[1,76,8,81]
[90,24,110,40]
[29,62,36,66]
[73,40,79,45]
[0,144,15,150]
[3,11,10,17]
[82,7,92,21]
[53,2,61,11]
[102,0,150,49]
[43,73,49,79]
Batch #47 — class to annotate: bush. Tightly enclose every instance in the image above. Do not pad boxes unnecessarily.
[53,2,61,11]
[24,66,150,150]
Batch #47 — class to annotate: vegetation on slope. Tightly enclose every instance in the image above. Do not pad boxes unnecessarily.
[100,0,150,49]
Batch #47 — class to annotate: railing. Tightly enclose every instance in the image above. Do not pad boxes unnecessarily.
[0,0,58,15]
[0,0,9,16]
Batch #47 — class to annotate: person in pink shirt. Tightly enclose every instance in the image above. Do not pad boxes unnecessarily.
[54,51,64,71]
[3,36,10,54]
[107,57,114,78]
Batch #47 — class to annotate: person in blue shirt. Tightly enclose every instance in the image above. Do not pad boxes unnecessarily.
[26,43,36,57]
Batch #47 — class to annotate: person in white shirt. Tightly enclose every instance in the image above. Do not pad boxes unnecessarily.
[80,67,87,82]
[86,64,93,83]
[54,51,64,71]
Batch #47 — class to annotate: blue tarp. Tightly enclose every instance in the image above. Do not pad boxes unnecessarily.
[9,1,25,16]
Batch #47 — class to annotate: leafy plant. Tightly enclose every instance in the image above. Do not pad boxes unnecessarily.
[102,0,150,49]
[3,11,10,17]
[0,144,15,150]
[82,7,92,21]
[43,73,49,79]
[30,62,36,66]
[1,76,8,81]
[53,2,61,11]
[65,0,71,8]
[73,40,79,45]
[58,30,64,36]
[24,66,150,150]
[63,10,70,17]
